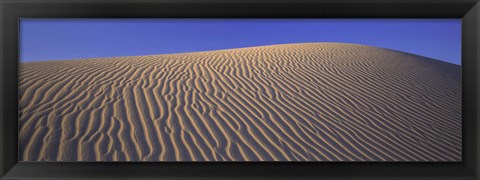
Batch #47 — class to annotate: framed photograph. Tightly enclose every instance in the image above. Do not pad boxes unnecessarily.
[1,0,479,179]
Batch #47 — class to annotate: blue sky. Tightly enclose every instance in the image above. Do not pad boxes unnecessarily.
[20,19,461,65]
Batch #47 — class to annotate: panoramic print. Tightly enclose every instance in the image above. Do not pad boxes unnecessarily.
[19,19,462,161]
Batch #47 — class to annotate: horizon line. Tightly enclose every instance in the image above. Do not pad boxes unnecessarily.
[20,42,461,65]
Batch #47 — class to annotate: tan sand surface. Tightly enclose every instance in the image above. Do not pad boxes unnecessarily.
[19,43,462,161]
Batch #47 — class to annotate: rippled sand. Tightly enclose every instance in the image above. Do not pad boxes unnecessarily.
[19,43,462,161]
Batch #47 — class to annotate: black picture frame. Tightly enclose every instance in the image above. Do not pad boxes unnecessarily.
[1,0,479,179]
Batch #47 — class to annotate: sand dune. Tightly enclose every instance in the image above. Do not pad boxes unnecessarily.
[19,43,462,161]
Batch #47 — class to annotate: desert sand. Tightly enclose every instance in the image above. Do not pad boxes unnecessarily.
[19,43,462,161]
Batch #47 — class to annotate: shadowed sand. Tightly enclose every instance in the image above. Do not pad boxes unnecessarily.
[19,43,462,161]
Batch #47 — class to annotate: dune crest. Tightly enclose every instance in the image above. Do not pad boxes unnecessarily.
[19,43,461,161]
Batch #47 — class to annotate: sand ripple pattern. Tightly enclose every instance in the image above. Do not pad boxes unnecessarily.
[19,43,462,161]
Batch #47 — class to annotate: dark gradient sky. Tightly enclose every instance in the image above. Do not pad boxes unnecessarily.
[20,19,461,65]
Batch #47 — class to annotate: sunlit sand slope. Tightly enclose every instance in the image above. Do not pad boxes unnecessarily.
[19,43,462,161]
